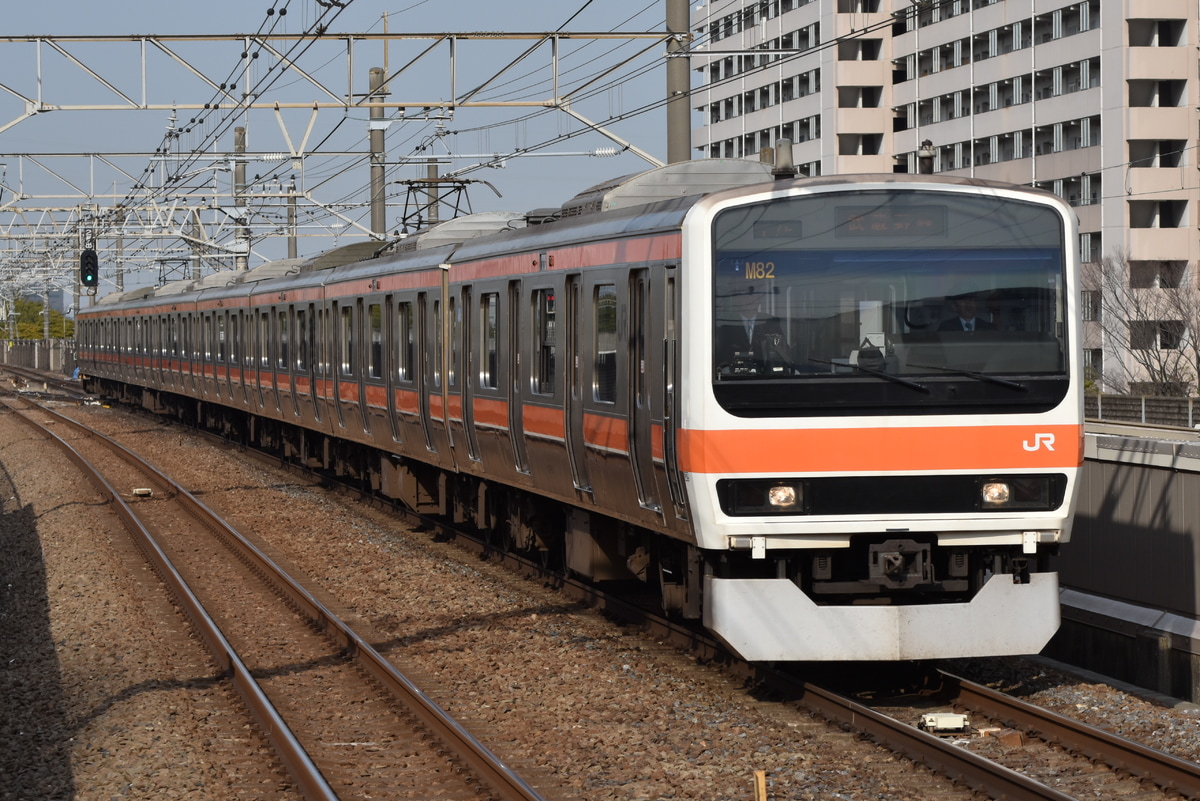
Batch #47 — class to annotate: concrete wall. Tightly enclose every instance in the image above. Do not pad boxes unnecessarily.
[1047,425,1200,700]
[1,340,76,374]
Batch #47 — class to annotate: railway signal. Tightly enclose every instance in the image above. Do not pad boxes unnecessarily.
[80,249,99,287]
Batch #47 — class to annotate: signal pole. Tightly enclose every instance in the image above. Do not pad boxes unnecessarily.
[234,127,249,270]
[369,67,387,238]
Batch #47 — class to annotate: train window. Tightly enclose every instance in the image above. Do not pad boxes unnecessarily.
[277,310,289,370]
[593,284,618,403]
[340,305,354,376]
[315,308,328,376]
[532,288,556,395]
[449,295,459,388]
[396,301,413,382]
[259,312,271,368]
[368,302,383,379]
[217,314,227,364]
[433,299,442,388]
[480,293,498,390]
[229,314,240,365]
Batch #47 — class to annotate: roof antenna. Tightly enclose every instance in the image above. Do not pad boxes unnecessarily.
[773,139,796,180]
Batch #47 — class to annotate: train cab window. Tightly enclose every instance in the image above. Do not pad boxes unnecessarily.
[277,310,290,370]
[532,288,556,395]
[593,284,618,403]
[711,188,1070,415]
[340,305,354,376]
[480,293,499,390]
[368,302,383,379]
[396,301,413,382]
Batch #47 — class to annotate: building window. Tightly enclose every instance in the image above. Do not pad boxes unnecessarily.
[1129,261,1185,289]
[1131,320,1184,350]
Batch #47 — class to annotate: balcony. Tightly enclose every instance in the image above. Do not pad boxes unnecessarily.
[1125,0,1190,19]
[1126,47,1191,81]
[1128,228,1194,262]
[835,59,888,87]
[1125,107,1191,141]
[1126,168,1194,200]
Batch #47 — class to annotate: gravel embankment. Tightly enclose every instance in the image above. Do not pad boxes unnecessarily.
[5,397,1200,799]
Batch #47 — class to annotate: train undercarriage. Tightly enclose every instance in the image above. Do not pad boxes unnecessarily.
[94,378,1048,620]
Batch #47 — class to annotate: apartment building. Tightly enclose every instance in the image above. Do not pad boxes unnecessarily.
[690,0,1199,392]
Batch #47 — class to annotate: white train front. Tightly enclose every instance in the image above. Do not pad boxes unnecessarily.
[76,164,1083,662]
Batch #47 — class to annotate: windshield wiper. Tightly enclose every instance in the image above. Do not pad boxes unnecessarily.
[807,357,929,394]
[908,363,1027,391]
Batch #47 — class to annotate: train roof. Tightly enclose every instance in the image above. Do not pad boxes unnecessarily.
[90,160,945,315]
[559,159,773,217]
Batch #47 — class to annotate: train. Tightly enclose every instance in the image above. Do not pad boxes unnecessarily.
[75,160,1084,661]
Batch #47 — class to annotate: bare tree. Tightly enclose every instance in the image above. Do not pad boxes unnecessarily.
[1082,249,1200,396]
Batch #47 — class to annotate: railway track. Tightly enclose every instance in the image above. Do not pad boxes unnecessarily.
[13,372,1200,800]
[325,454,1200,800]
[798,669,1200,801]
[1,390,550,801]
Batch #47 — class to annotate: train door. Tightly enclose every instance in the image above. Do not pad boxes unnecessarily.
[332,301,350,430]
[202,312,214,399]
[563,274,591,494]
[630,269,661,515]
[219,312,232,400]
[252,310,266,409]
[384,295,401,442]
[189,314,202,396]
[228,312,242,404]
[507,280,529,473]
[417,292,436,452]
[662,266,688,519]
[294,304,315,424]
[459,287,480,461]
[312,304,328,424]
[282,307,301,418]
[357,298,373,434]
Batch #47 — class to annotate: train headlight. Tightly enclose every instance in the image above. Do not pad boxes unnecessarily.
[981,481,1012,507]
[716,479,805,516]
[768,484,799,509]
[979,477,1054,510]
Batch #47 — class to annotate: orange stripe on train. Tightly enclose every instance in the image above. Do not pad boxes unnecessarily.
[677,424,1083,474]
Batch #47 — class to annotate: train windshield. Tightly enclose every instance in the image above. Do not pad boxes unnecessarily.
[711,189,1069,416]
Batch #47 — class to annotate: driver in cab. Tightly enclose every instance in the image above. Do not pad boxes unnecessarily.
[938,292,995,333]
[715,285,790,375]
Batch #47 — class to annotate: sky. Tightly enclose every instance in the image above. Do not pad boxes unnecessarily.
[0,0,678,287]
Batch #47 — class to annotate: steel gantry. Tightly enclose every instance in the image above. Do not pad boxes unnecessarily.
[0,27,680,304]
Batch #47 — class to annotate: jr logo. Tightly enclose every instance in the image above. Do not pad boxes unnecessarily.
[1022,433,1056,452]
